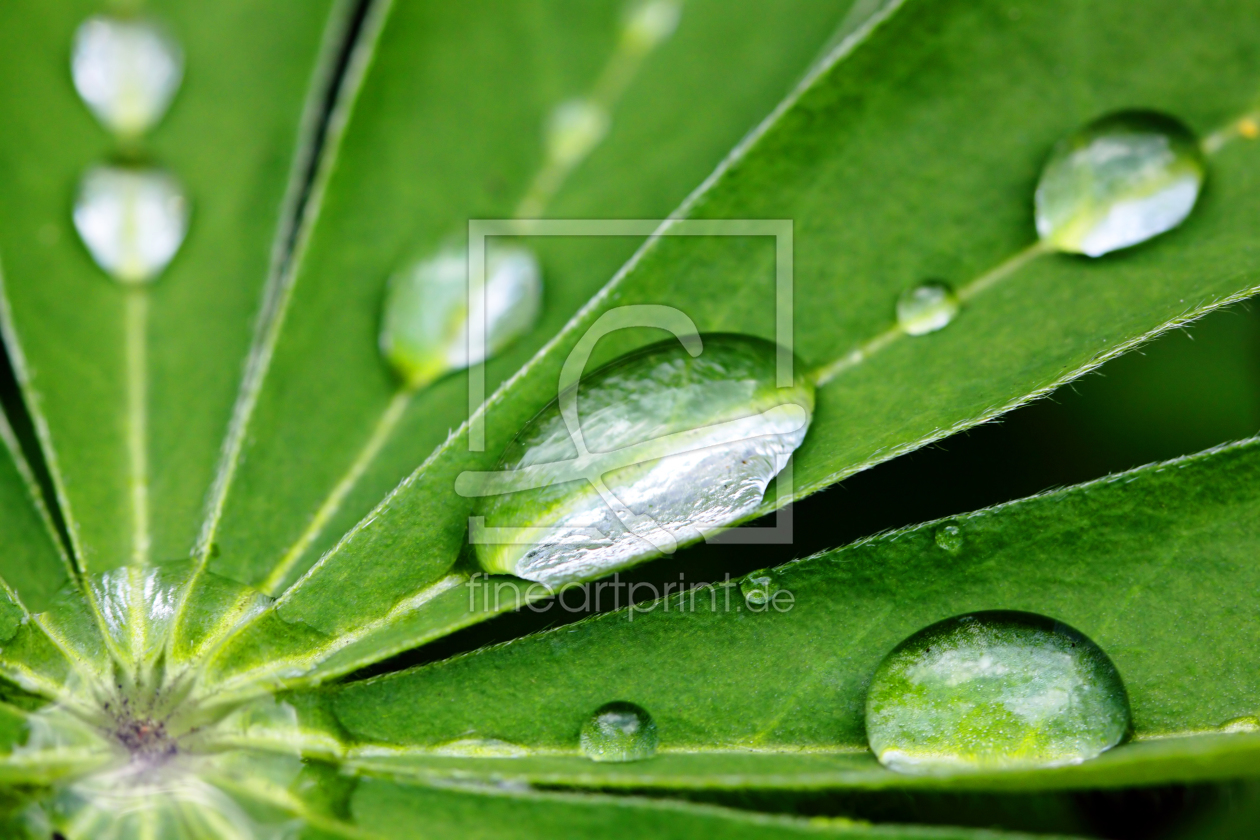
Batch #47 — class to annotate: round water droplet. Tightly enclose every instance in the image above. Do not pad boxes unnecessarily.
[545,99,610,167]
[470,334,814,586]
[1035,110,1205,257]
[580,702,657,763]
[73,164,190,284]
[934,522,963,552]
[622,0,682,53]
[741,574,779,607]
[381,243,542,389]
[865,611,1130,774]
[72,15,183,137]
[896,281,959,336]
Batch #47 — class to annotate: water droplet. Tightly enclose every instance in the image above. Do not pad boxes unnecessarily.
[1219,716,1260,734]
[865,611,1130,774]
[469,334,814,586]
[1035,110,1205,257]
[380,243,542,389]
[741,574,779,607]
[896,281,959,336]
[545,99,610,167]
[432,737,530,757]
[72,15,183,137]
[622,0,682,53]
[934,522,963,552]
[73,164,190,284]
[580,702,657,763]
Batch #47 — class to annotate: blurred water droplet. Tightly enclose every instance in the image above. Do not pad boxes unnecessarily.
[897,281,959,336]
[581,702,657,763]
[72,15,183,137]
[432,738,529,757]
[622,0,682,53]
[73,164,189,284]
[741,574,779,607]
[934,522,963,553]
[1219,716,1260,734]
[546,99,610,167]
[381,244,542,389]
[866,611,1130,774]
[1035,110,1205,257]
[470,335,814,586]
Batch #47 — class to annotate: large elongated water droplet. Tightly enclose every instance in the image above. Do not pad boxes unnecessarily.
[581,702,657,762]
[380,244,542,389]
[865,611,1130,774]
[896,281,959,336]
[466,334,813,586]
[1035,111,1205,257]
[73,165,190,284]
[72,15,184,137]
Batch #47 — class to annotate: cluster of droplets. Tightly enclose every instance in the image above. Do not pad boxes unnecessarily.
[71,13,189,284]
[377,0,683,392]
[892,109,1208,339]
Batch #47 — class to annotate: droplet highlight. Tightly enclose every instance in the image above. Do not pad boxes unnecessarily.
[545,99,610,167]
[580,702,657,763]
[934,522,963,553]
[72,15,184,137]
[865,611,1130,774]
[622,0,682,53]
[73,164,190,284]
[897,281,959,336]
[1035,110,1205,257]
[380,243,542,389]
[469,334,814,586]
[741,574,779,607]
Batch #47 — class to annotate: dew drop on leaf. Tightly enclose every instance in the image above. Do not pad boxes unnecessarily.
[621,0,683,53]
[71,15,183,138]
[469,334,814,586]
[896,281,959,336]
[933,522,963,552]
[380,243,542,389]
[741,574,779,607]
[545,99,610,167]
[865,611,1131,774]
[580,701,658,763]
[1034,110,1205,257]
[73,164,190,284]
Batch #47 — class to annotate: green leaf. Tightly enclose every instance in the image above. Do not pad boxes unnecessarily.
[319,775,1081,840]
[201,0,858,594]
[0,0,344,570]
[212,0,1260,685]
[318,436,1260,792]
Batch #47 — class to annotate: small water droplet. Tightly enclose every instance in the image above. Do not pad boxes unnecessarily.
[896,281,959,336]
[73,165,190,284]
[1035,110,1205,257]
[741,574,779,607]
[546,99,610,167]
[72,15,183,137]
[1219,716,1260,734]
[865,611,1130,774]
[934,522,963,552]
[470,335,814,586]
[622,0,682,53]
[381,243,542,389]
[580,702,657,763]
[432,737,530,757]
